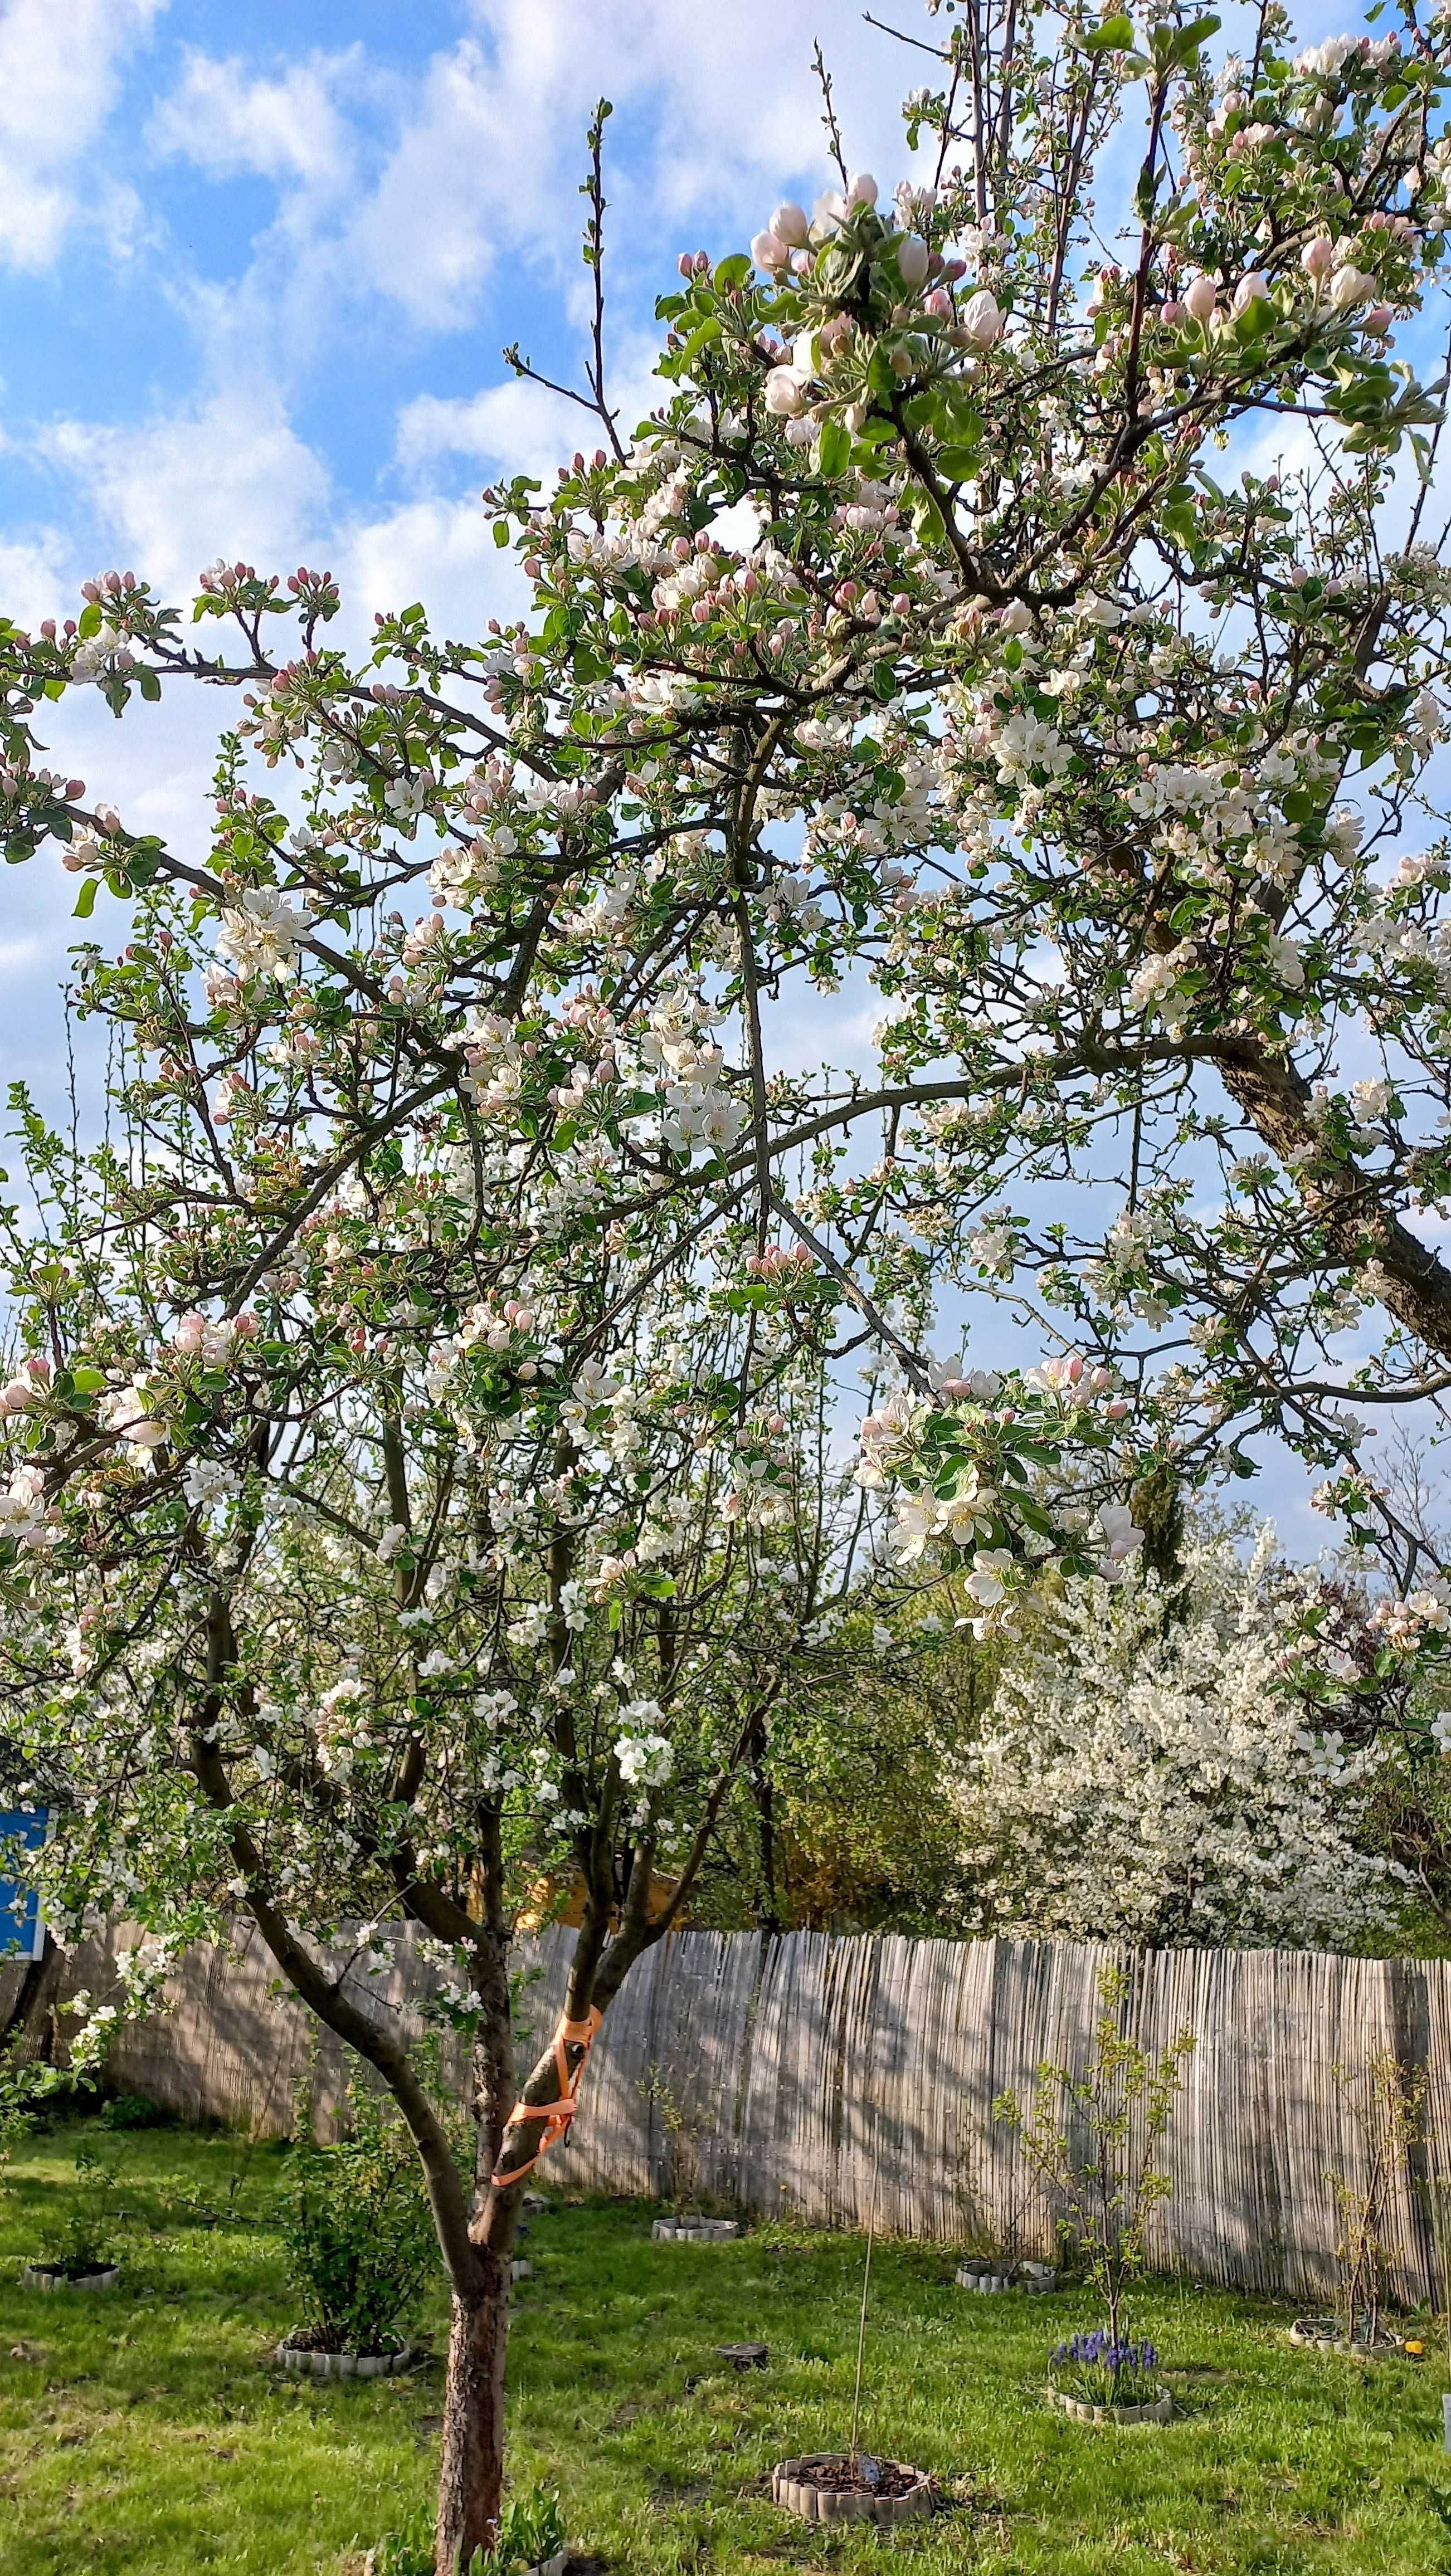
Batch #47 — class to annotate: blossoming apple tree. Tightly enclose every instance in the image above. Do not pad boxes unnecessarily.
[0,0,1448,2557]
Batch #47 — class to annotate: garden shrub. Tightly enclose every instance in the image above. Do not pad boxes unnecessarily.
[280,2085,435,2354]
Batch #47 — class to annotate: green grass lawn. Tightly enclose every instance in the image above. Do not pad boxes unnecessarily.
[0,2118,1449,2573]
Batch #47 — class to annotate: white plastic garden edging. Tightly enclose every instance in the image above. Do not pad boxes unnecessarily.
[1048,2387,1172,2426]
[771,2455,933,2525]
[650,2218,738,2242]
[276,2338,412,2379]
[1289,2319,1401,2357]
[21,2263,119,2294]
[955,2261,1060,2295]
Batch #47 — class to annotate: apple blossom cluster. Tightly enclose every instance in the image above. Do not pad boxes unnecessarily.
[858,1353,1145,1614]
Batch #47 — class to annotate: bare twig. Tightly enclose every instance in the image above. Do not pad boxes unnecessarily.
[812,40,849,188]
[582,99,626,462]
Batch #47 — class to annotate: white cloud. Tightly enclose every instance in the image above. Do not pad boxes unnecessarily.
[147,47,356,191]
[0,0,164,273]
[344,2,919,333]
[37,390,331,601]
[339,494,524,640]
[394,329,663,483]
[0,529,79,631]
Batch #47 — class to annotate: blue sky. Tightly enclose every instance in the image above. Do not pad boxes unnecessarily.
[0,0,1408,1553]
[0,0,950,1077]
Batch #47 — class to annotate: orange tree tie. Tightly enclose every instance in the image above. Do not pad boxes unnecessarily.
[490,2006,603,2187]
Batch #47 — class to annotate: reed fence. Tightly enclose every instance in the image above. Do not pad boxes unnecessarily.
[31,1924,1451,2306]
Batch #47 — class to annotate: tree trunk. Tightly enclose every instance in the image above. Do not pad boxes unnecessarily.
[436,2257,512,2575]
[751,1724,781,1934]
[1213,1036,1451,1363]
[435,1935,524,2574]
[0,1930,63,2065]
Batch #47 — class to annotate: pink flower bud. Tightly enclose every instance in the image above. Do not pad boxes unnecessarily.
[924,288,953,320]
[960,287,1002,346]
[897,233,929,288]
[1160,298,1186,326]
[771,202,810,248]
[1233,272,1271,313]
[1302,236,1334,279]
[1364,304,1392,333]
[1107,1398,1129,1419]
[845,172,878,208]
[764,366,808,418]
[751,230,788,272]
[1330,264,1376,311]
[1184,274,1218,321]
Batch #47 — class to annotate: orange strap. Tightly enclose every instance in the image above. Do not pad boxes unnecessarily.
[491,2007,603,2187]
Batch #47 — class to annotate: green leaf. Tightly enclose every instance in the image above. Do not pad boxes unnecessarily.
[1172,9,1221,56]
[493,520,512,548]
[713,253,751,291]
[76,602,103,641]
[936,442,981,482]
[137,667,161,702]
[1084,12,1135,47]
[816,419,851,479]
[72,877,98,918]
[70,1368,106,1394]
[678,316,722,366]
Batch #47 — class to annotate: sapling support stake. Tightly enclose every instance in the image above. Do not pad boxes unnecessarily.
[850,2159,881,2472]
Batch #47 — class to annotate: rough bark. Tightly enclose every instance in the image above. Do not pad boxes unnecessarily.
[0,1929,63,2065]
[434,1936,524,2574]
[1212,1035,1451,1364]
[435,2257,514,2576]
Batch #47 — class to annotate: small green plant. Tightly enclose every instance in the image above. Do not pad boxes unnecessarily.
[99,2091,168,2131]
[641,2060,728,2219]
[996,1966,1194,2380]
[951,2095,1053,2271]
[373,2487,565,2575]
[280,2081,435,2354]
[1326,2049,1425,2349]
[32,2137,124,2277]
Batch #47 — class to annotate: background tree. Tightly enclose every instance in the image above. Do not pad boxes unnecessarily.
[951,1524,1404,1945]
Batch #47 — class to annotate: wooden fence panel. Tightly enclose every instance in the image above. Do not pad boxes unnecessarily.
[68,1925,1451,2305]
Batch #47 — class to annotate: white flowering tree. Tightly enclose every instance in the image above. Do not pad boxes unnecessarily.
[952,1526,1403,1944]
[0,0,1449,2558]
[0,1081,907,2559]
